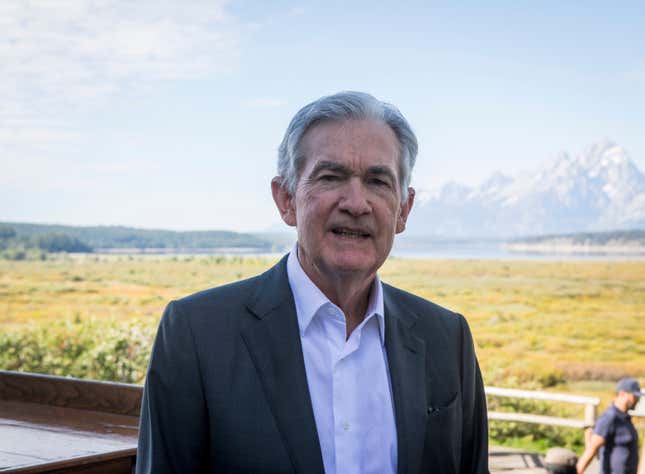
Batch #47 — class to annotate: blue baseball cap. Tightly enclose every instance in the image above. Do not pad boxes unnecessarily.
[616,377,641,397]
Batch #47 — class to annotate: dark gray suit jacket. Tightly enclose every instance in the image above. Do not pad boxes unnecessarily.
[137,256,489,473]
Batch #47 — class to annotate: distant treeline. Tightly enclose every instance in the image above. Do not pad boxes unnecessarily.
[511,229,645,245]
[0,222,283,259]
[0,224,92,259]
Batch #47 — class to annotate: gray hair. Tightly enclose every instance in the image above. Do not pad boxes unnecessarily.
[277,91,418,202]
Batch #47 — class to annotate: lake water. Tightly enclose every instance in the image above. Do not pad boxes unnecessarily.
[390,240,645,261]
[98,241,644,261]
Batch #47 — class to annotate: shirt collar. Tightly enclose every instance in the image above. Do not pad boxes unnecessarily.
[286,244,385,345]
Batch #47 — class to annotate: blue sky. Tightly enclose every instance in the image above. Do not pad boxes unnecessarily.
[2,0,644,231]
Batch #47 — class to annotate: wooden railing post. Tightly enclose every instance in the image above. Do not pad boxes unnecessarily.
[584,402,597,449]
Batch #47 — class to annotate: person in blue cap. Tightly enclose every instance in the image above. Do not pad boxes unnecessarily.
[576,377,641,474]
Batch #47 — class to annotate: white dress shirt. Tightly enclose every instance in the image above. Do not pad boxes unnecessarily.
[286,247,398,474]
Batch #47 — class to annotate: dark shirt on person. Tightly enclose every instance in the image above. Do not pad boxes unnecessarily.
[594,403,639,474]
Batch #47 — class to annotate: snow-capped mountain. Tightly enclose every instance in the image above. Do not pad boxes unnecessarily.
[408,140,645,238]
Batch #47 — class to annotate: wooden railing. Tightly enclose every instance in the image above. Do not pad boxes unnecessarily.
[0,370,141,473]
[486,386,600,429]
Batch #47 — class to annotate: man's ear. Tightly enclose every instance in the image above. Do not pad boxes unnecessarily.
[395,187,415,234]
[271,177,297,227]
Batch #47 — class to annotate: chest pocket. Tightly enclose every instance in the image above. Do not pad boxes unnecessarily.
[427,392,458,418]
[423,393,460,474]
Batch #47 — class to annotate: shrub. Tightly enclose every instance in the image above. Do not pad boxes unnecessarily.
[0,319,155,384]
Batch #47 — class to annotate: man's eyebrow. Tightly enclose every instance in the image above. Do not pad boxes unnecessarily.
[308,160,351,177]
[367,165,397,182]
[307,161,398,183]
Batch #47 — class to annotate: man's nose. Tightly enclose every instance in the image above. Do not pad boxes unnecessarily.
[339,178,371,216]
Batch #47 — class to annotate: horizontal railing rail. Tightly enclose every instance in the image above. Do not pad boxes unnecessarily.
[485,386,600,429]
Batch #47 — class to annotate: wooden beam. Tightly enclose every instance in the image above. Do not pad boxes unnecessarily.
[0,370,142,417]
[488,410,588,429]
[486,386,600,406]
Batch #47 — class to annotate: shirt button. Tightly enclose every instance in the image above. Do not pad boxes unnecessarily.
[342,422,350,431]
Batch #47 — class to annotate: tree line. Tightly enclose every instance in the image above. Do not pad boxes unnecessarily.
[0,222,280,259]
[0,225,92,260]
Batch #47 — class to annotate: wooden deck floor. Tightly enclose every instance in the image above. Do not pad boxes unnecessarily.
[490,446,546,473]
[490,446,597,473]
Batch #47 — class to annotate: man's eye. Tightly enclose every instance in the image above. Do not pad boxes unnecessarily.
[369,178,389,187]
[319,174,339,181]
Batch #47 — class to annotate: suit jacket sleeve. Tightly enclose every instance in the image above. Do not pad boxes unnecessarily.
[458,313,489,474]
[136,301,210,473]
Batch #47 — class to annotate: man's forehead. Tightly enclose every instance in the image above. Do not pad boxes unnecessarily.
[302,118,396,142]
[300,119,400,168]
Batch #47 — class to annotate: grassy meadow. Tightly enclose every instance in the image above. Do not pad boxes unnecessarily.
[1,253,643,451]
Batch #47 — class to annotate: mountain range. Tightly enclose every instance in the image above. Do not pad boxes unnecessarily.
[408,140,645,238]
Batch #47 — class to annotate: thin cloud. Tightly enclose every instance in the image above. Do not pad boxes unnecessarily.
[243,98,288,109]
[82,159,162,175]
[0,0,240,160]
[288,7,306,17]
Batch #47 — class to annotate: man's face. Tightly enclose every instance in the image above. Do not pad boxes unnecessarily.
[273,119,414,286]
[618,391,640,410]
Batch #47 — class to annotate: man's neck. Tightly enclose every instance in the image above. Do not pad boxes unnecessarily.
[320,278,373,338]
[297,254,376,339]
[613,397,629,413]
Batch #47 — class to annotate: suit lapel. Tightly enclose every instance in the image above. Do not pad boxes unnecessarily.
[384,286,428,474]
[241,256,325,474]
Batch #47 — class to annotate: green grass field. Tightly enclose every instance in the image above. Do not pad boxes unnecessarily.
[1,254,643,451]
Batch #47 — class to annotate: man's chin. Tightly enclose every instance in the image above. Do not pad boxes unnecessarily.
[324,253,381,276]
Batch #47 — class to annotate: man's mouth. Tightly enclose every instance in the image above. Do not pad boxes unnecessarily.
[331,227,371,239]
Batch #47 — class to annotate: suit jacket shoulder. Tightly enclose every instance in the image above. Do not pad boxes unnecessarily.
[163,255,294,343]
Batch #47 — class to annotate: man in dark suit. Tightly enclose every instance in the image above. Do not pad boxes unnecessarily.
[137,91,489,473]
